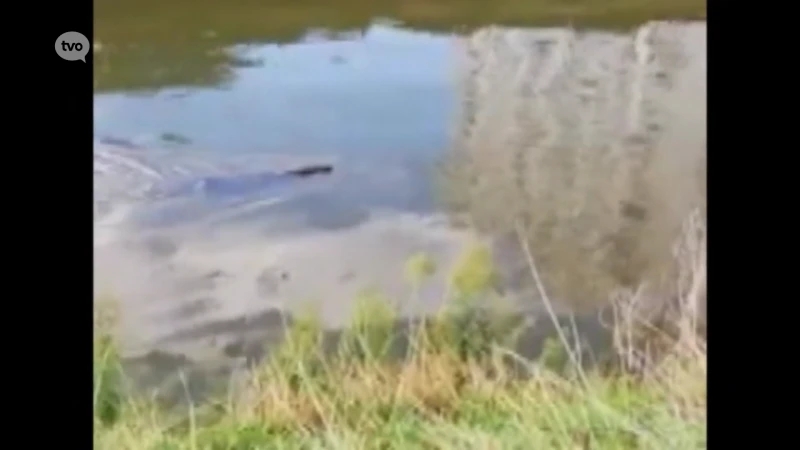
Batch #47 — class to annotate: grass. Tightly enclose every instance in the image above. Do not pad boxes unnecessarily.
[94,15,706,449]
[93,211,706,449]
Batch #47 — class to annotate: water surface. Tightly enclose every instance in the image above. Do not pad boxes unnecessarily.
[94,0,706,399]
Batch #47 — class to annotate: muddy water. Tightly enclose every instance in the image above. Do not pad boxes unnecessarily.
[94,1,705,401]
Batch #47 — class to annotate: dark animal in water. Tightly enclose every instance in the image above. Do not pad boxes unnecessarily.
[157,164,334,199]
[283,164,333,178]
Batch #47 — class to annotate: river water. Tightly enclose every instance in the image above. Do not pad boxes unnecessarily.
[94,0,706,399]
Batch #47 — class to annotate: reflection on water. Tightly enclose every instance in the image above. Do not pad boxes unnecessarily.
[95,26,453,161]
[94,0,704,92]
[94,0,706,399]
[446,21,706,310]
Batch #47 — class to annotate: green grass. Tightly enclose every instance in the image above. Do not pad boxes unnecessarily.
[94,4,706,445]
[93,11,706,445]
[94,224,706,449]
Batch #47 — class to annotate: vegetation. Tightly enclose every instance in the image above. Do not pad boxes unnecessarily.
[94,214,706,449]
[94,4,707,447]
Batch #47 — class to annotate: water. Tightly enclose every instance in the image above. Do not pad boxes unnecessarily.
[93,20,467,368]
[95,27,453,161]
[94,0,706,399]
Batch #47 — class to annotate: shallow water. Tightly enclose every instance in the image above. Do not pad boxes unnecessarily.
[94,1,705,400]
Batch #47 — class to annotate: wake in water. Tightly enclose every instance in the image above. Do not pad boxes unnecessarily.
[150,164,333,201]
[94,21,706,378]
[94,142,339,233]
[93,140,466,360]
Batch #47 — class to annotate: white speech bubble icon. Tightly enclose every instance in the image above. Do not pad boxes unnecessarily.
[55,31,91,62]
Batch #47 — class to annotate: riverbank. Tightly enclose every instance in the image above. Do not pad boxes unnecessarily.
[94,216,706,449]
[95,0,706,92]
